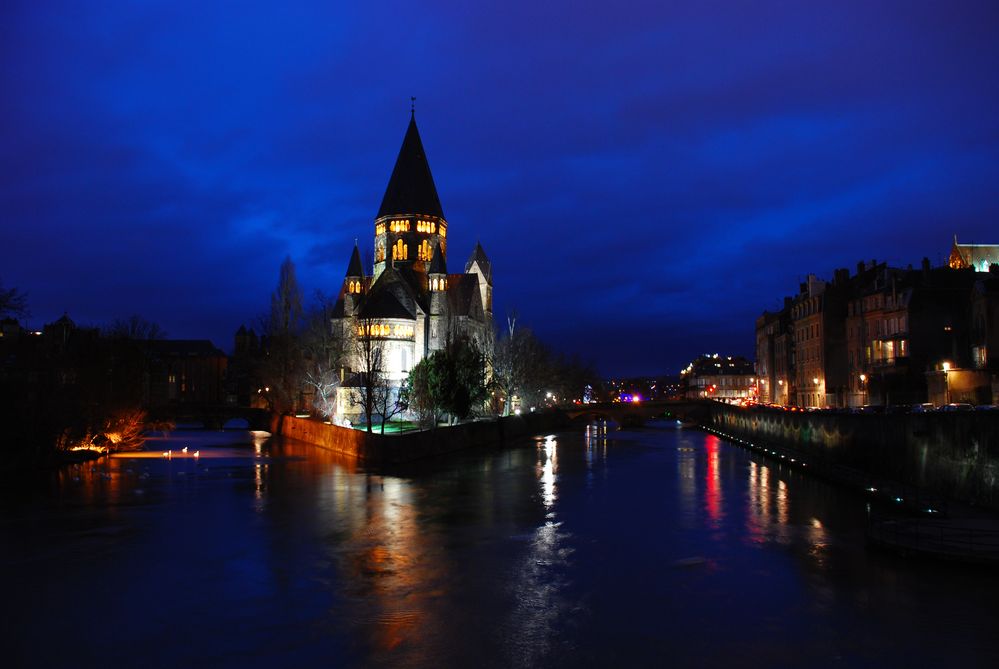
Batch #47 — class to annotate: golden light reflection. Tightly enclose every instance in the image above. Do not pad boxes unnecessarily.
[538,435,558,510]
[777,479,789,525]
[254,463,264,507]
[308,464,440,664]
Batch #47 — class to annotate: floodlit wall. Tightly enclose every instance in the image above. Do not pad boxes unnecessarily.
[274,411,570,465]
[710,404,999,507]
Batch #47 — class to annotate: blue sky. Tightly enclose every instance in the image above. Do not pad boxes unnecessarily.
[2,1,998,375]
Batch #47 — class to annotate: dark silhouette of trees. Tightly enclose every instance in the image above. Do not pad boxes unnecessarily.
[103,314,166,340]
[0,279,28,319]
[493,312,596,413]
[260,256,305,413]
[301,292,346,421]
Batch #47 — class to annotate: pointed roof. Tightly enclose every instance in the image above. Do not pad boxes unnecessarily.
[446,273,484,318]
[358,289,414,320]
[429,242,447,274]
[377,114,444,219]
[464,242,491,282]
[345,244,363,277]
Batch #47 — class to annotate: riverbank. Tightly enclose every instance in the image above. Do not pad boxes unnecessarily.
[708,403,999,509]
[273,410,573,464]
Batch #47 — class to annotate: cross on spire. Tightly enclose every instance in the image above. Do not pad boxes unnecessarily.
[410,96,416,117]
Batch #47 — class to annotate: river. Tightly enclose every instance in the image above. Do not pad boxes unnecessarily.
[2,421,998,668]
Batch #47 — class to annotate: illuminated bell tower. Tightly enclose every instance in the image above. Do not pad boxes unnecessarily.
[428,241,448,350]
[373,108,447,279]
[342,243,364,314]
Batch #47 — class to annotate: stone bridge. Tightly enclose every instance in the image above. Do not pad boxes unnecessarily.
[562,400,709,427]
[146,404,273,431]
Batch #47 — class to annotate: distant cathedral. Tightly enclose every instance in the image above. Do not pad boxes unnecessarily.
[332,111,494,397]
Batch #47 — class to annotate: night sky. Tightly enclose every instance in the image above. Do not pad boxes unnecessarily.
[3,2,998,376]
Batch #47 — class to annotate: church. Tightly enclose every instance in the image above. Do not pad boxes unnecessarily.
[332,111,494,415]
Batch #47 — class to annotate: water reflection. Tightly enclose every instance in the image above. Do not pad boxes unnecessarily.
[508,433,572,666]
[538,435,558,511]
[744,455,828,566]
[704,434,722,524]
[4,426,999,668]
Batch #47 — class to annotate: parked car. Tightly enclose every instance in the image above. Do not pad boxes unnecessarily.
[974,405,999,411]
[859,405,885,414]
[939,403,974,412]
[910,403,935,413]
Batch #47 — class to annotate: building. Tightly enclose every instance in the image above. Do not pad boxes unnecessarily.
[140,339,228,408]
[331,112,494,417]
[851,260,977,406]
[754,305,792,405]
[788,272,850,408]
[757,240,998,409]
[949,235,999,272]
[971,271,999,372]
[681,354,756,401]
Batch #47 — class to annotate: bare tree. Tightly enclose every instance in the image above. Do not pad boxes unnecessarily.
[373,375,407,433]
[350,315,386,433]
[103,314,167,340]
[0,279,28,319]
[261,256,305,414]
[493,314,547,415]
[301,292,346,421]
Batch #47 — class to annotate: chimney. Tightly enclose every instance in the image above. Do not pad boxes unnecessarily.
[857,261,865,274]
[921,257,931,272]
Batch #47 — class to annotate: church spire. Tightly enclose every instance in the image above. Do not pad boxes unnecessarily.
[343,243,364,296]
[429,241,447,275]
[377,113,444,219]
[344,242,363,278]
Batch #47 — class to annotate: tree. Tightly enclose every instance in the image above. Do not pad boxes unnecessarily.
[261,256,305,413]
[300,292,346,421]
[270,256,304,335]
[0,279,28,319]
[404,355,447,428]
[493,316,548,415]
[350,315,387,432]
[103,314,166,340]
[373,373,407,433]
[406,333,488,427]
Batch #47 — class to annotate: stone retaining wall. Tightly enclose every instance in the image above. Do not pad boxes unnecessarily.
[710,404,999,506]
[272,411,571,465]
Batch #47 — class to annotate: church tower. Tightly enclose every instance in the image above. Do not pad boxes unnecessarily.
[428,241,448,350]
[373,110,447,280]
[465,242,493,318]
[342,243,364,314]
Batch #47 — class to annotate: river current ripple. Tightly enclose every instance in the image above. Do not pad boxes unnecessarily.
[3,421,999,668]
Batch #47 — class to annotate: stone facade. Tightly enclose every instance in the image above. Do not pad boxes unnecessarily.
[331,114,494,417]
[756,248,999,408]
